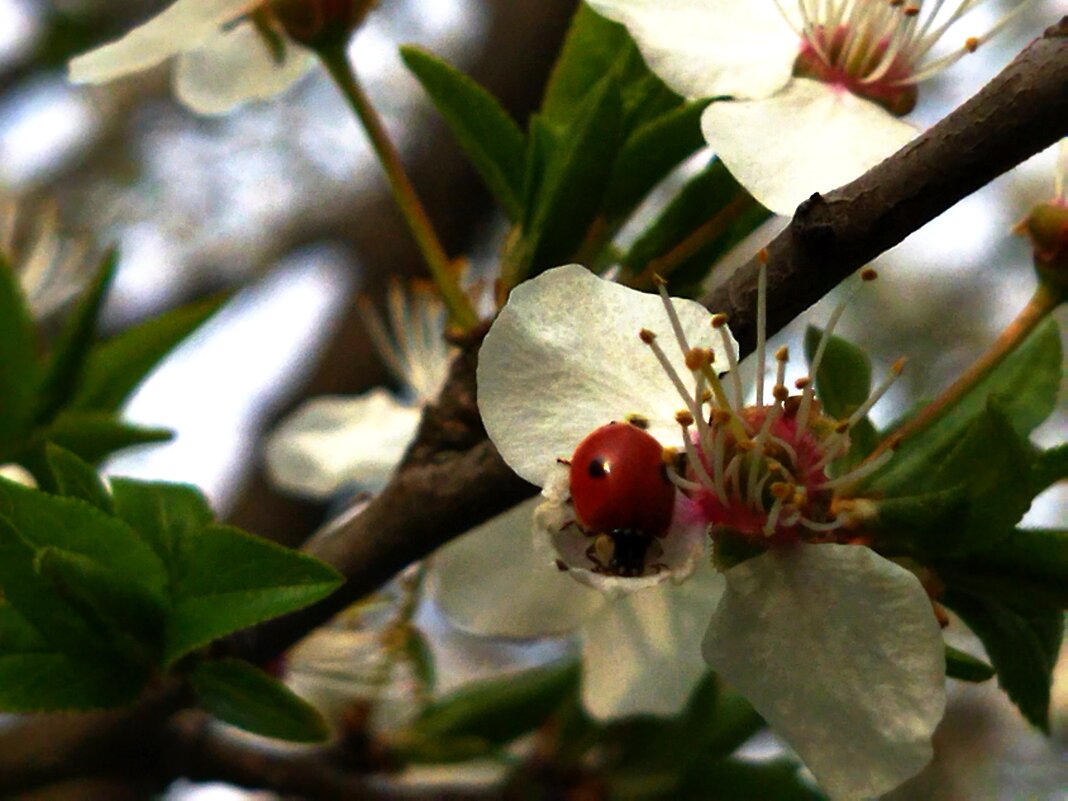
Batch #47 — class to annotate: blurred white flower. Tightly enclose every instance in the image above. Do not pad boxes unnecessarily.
[1,198,86,318]
[471,264,946,799]
[266,280,452,497]
[67,0,315,115]
[589,0,1032,214]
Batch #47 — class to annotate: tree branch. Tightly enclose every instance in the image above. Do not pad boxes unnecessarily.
[236,16,1068,664]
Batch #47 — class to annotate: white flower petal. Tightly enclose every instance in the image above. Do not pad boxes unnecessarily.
[174,21,315,114]
[701,79,918,216]
[429,498,605,638]
[586,0,797,100]
[265,389,421,498]
[478,264,733,487]
[580,564,723,720]
[702,544,946,801]
[68,0,258,84]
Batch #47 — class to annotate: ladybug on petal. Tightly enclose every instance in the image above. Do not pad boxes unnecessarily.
[567,421,676,577]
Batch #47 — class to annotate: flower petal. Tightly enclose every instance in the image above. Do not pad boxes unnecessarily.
[265,389,421,498]
[580,563,723,720]
[702,544,945,801]
[173,22,315,115]
[586,0,797,100]
[700,79,918,216]
[68,0,258,84]
[428,498,605,638]
[478,264,733,487]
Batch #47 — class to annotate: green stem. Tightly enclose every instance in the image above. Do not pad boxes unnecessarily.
[318,45,478,329]
[869,280,1063,461]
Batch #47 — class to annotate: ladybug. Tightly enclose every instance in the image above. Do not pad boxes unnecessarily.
[568,421,676,577]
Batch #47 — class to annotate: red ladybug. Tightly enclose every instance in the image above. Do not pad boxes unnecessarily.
[568,421,676,577]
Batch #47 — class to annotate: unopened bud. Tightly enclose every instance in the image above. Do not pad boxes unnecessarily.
[271,0,378,49]
[1018,200,1068,293]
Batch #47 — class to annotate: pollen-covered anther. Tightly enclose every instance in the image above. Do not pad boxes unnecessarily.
[675,410,695,427]
[891,356,907,374]
[775,345,789,362]
[661,446,679,464]
[770,481,795,500]
[794,376,811,390]
[773,384,790,403]
[861,268,878,282]
[710,313,729,329]
[964,36,980,53]
[700,389,713,404]
[903,5,920,16]
[685,347,708,371]
[639,328,657,344]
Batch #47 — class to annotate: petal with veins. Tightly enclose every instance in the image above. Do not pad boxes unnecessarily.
[265,389,421,498]
[429,498,606,638]
[478,264,732,487]
[702,544,945,801]
[69,0,259,84]
[580,563,723,720]
[174,21,315,115]
[586,0,797,100]
[700,79,918,216]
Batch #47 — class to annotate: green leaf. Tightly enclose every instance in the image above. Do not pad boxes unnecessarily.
[939,529,1068,604]
[163,524,342,666]
[0,253,40,449]
[926,397,1036,554]
[677,758,825,801]
[601,100,708,222]
[190,658,330,742]
[44,410,173,464]
[1031,443,1068,494]
[621,158,767,292]
[0,601,48,652]
[400,46,526,220]
[0,651,144,712]
[523,74,624,275]
[44,442,113,513]
[72,294,226,413]
[942,590,1063,731]
[411,659,580,746]
[805,326,879,464]
[867,318,1061,495]
[35,248,117,423]
[541,5,676,133]
[110,478,213,578]
[405,626,436,695]
[0,517,106,656]
[0,476,166,601]
[35,546,165,660]
[945,644,995,683]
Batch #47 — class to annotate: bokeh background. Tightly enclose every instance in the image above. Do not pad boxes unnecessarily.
[0,0,1064,798]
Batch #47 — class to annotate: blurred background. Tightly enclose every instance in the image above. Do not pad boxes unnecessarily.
[0,0,1064,798]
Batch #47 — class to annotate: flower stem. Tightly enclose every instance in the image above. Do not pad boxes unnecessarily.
[317,45,478,329]
[869,280,1063,461]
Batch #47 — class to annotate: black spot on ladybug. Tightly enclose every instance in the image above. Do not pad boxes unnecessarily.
[587,458,608,478]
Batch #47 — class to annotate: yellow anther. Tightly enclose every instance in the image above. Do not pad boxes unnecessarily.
[775,345,789,362]
[757,247,769,264]
[639,328,657,344]
[773,384,790,402]
[661,446,679,464]
[795,376,812,390]
[861,268,878,282]
[891,356,907,374]
[675,410,695,427]
[770,481,794,500]
[736,440,755,453]
[710,313,729,329]
[700,389,713,403]
[685,348,706,371]
[964,36,979,53]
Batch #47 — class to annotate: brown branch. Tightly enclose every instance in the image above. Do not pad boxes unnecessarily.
[236,16,1068,664]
